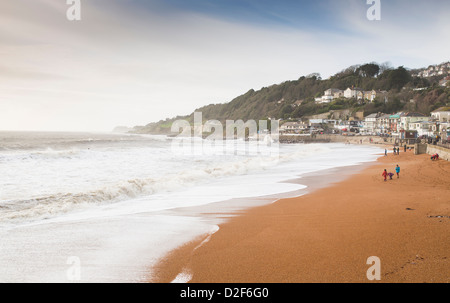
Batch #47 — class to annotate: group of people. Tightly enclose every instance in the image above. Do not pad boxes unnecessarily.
[384,145,408,156]
[431,153,440,161]
[382,165,401,181]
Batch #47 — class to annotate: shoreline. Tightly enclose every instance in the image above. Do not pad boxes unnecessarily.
[148,147,384,283]
[151,151,449,283]
[149,160,382,283]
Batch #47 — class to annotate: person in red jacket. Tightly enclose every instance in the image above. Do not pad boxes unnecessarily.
[382,169,388,182]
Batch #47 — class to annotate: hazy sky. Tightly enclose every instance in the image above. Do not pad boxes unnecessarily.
[1,0,449,131]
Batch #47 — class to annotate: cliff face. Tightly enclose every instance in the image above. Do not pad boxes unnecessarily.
[131,123,173,135]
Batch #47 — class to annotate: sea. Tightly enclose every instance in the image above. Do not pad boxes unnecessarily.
[0,131,383,282]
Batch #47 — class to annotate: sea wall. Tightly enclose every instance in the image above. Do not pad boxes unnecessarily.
[315,134,388,145]
[280,134,394,145]
[415,143,428,155]
[279,135,330,143]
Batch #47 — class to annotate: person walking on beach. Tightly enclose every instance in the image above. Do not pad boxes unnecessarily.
[396,165,400,179]
[385,149,388,156]
[382,169,388,182]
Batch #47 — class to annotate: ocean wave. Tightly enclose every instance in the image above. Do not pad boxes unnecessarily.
[0,148,84,162]
[0,143,331,226]
[0,160,267,224]
[0,149,324,221]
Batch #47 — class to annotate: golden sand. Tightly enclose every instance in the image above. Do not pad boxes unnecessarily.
[153,152,450,283]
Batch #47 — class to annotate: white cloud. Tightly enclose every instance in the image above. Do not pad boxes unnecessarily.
[0,0,448,131]
[329,0,450,68]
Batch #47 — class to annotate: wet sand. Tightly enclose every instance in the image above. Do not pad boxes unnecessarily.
[153,151,450,283]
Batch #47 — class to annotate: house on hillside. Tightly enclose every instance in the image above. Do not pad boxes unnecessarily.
[315,89,344,104]
[439,76,450,87]
[344,88,353,99]
[363,91,373,101]
[343,89,388,103]
[292,100,305,107]
[324,88,344,98]
[320,95,334,104]
[344,87,364,100]
[333,90,345,99]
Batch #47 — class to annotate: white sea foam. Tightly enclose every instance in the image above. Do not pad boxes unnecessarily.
[0,131,384,282]
[171,225,219,284]
[0,138,331,226]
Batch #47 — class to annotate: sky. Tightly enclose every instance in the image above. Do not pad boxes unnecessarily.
[0,0,449,132]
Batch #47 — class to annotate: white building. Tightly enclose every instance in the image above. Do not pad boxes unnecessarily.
[408,121,436,137]
[431,107,450,122]
[280,122,308,134]
[344,87,364,99]
[440,77,450,87]
[362,113,380,134]
[376,114,391,134]
[399,113,430,131]
[324,88,343,98]
[315,88,344,104]
[319,95,334,104]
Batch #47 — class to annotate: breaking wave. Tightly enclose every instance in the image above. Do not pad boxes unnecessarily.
[0,144,330,225]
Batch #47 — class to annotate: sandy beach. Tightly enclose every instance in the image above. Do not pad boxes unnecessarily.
[153,150,450,283]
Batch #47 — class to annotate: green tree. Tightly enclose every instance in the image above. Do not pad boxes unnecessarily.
[387,66,411,90]
[358,63,380,78]
[280,104,293,117]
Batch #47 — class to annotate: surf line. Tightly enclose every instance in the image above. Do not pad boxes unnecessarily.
[171,225,220,284]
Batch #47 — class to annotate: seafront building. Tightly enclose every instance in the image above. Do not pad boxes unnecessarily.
[377,114,391,134]
[362,113,379,135]
[279,122,308,134]
[389,113,401,136]
[281,108,449,142]
[431,107,450,122]
[360,112,439,138]
[399,113,430,131]
[408,121,437,138]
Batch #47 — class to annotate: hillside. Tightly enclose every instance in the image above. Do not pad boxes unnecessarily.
[132,62,450,134]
